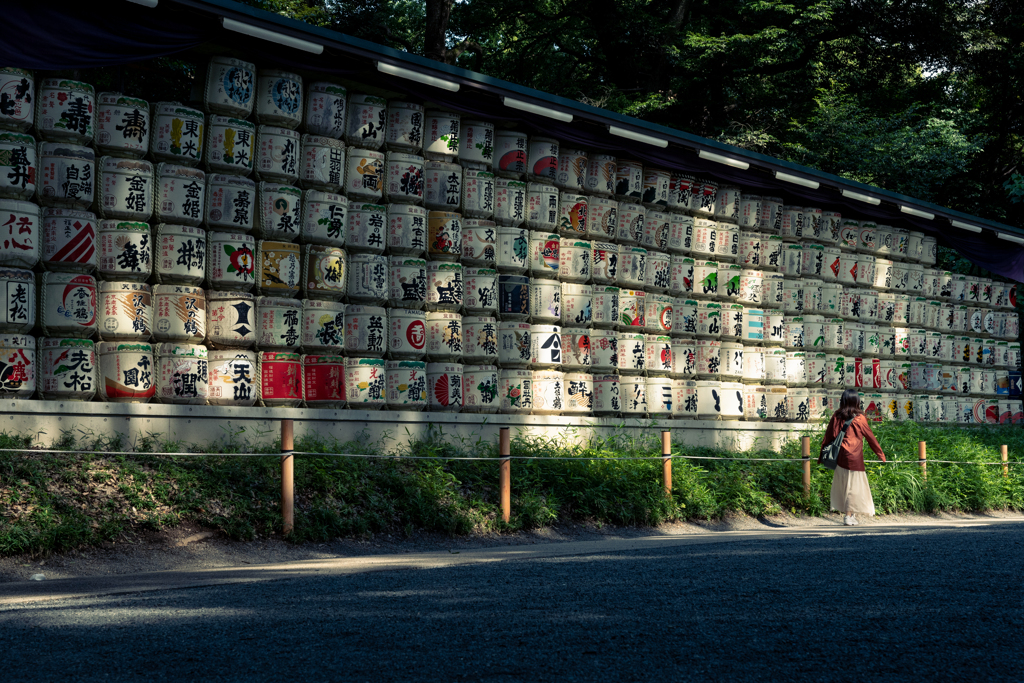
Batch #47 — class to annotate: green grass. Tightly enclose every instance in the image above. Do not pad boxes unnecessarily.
[2,420,1024,557]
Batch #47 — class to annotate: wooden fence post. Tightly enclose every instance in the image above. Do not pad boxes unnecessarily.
[281,419,294,536]
[1002,445,1008,478]
[499,427,510,523]
[919,441,927,482]
[662,430,672,498]
[801,436,811,498]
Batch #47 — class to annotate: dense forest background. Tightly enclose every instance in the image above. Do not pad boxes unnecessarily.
[229,0,1022,234]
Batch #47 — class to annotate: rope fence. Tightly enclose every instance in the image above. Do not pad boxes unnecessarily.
[1,426,1019,530]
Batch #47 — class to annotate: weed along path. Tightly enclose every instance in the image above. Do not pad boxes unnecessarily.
[3,517,1024,682]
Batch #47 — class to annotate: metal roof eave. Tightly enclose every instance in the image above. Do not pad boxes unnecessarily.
[169,0,1021,240]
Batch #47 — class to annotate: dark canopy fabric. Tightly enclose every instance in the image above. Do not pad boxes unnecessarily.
[2,0,1020,280]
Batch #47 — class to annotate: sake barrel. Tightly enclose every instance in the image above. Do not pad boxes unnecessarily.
[423,160,462,210]
[206,349,257,406]
[762,271,785,309]
[737,195,761,231]
[562,282,593,327]
[300,298,344,352]
[96,341,155,402]
[254,182,301,241]
[421,110,460,161]
[644,293,673,335]
[524,182,559,233]
[529,369,563,415]
[386,307,425,361]
[645,250,671,293]
[254,70,303,129]
[343,148,385,202]
[498,321,531,368]
[0,133,36,200]
[384,359,426,411]
[461,120,495,171]
[38,337,95,400]
[557,237,591,284]
[0,69,34,133]
[256,240,300,296]
[255,296,301,350]
[737,231,762,270]
[500,368,533,413]
[40,272,95,337]
[588,196,617,242]
[761,235,784,274]
[764,347,787,385]
[843,321,863,356]
[341,250,386,304]
[203,174,255,233]
[0,333,34,398]
[528,323,562,369]
[205,290,256,349]
[98,281,151,341]
[694,178,720,216]
[299,134,344,193]
[204,115,255,177]
[426,311,463,362]
[425,210,461,261]
[557,192,587,237]
[763,310,785,346]
[338,93,384,150]
[617,374,646,416]
[588,373,621,415]
[859,290,878,324]
[820,282,843,317]
[385,256,425,310]
[302,81,346,140]
[668,213,693,255]
[463,316,499,365]
[640,209,670,252]
[757,196,782,234]
[96,220,150,281]
[560,372,593,414]
[253,125,300,185]
[695,300,722,339]
[589,329,618,373]
[152,284,205,344]
[203,56,256,119]
[344,305,387,357]
[0,199,39,269]
[148,103,205,168]
[493,178,527,228]
[36,142,94,210]
[741,344,765,383]
[590,286,620,330]
[41,208,97,274]
[154,223,206,285]
[494,225,528,275]
[426,261,464,312]
[559,327,591,370]
[616,202,645,245]
[720,303,744,341]
[645,334,673,376]
[462,219,497,267]
[153,343,208,404]
[497,274,530,321]
[205,231,256,292]
[300,353,345,408]
[617,289,646,332]
[461,364,499,414]
[342,356,387,409]
[586,154,616,197]
[670,255,694,297]
[590,241,618,285]
[36,79,95,144]
[427,362,464,412]
[786,351,807,387]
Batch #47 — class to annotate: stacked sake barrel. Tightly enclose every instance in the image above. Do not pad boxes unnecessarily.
[0,63,1019,423]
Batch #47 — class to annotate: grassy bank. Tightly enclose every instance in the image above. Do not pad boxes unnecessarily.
[1,422,1024,556]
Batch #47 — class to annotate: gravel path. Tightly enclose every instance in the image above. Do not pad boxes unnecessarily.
[3,517,1024,681]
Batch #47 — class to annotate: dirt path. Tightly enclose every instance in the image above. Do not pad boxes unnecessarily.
[3,509,1022,583]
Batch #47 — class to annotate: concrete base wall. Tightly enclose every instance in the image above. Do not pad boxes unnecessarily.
[0,400,818,453]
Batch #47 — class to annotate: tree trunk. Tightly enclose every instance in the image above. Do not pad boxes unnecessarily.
[425,0,455,63]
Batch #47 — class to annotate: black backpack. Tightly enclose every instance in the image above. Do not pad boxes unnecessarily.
[819,417,854,470]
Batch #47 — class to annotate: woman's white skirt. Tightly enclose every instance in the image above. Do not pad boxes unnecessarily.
[830,466,876,516]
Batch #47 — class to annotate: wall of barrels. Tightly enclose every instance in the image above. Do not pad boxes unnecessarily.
[0,59,1019,423]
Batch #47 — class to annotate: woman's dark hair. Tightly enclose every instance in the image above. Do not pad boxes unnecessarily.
[835,388,864,422]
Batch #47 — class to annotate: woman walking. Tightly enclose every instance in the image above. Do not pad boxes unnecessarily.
[820,388,886,526]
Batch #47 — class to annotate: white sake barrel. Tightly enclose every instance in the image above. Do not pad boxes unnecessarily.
[640,209,668,253]
[460,364,498,414]
[462,316,499,365]
[205,290,256,349]
[644,293,673,335]
[39,272,95,337]
[742,345,766,383]
[497,322,531,368]
[464,267,497,315]
[719,341,743,380]
[784,315,805,349]
[38,337,95,400]
[668,213,693,257]
[297,134,344,193]
[553,147,589,193]
[669,256,694,297]
[823,317,844,353]
[691,259,717,299]
[641,168,670,210]
[338,146,385,202]
[721,303,744,341]
[714,185,740,223]
[0,333,34,397]
[455,120,493,171]
[588,196,617,242]
[299,298,344,352]
[778,206,802,241]
[342,251,384,305]
[205,231,255,292]
[843,321,863,356]
[202,174,254,233]
[338,202,385,255]
[859,290,878,324]
[384,359,426,410]
[692,218,721,257]
[148,103,205,169]
[36,78,95,144]
[382,100,423,155]
[558,371,593,414]
[530,369,563,415]
[492,178,527,228]
[557,193,588,237]
[253,125,300,185]
[499,368,533,413]
[527,278,559,323]
[344,304,387,357]
[555,237,591,283]
[530,323,563,368]
[737,231,762,270]
[591,328,620,374]
[612,330,643,375]
[0,69,33,133]
[205,349,258,406]
[425,311,463,362]
[0,133,36,201]
[613,159,643,202]
[921,236,937,266]
[786,351,806,387]
[41,208,97,273]
[255,296,301,350]
[36,142,94,211]
[761,271,784,310]
[736,194,761,230]
[421,110,460,161]
[153,343,208,404]
[153,223,206,285]
[617,374,646,416]
[782,279,803,315]
[764,347,787,385]
[582,154,616,198]
[254,70,303,129]
[494,225,528,274]
[426,362,463,412]
[379,203,426,256]
[758,196,782,234]
[590,241,618,285]
[490,129,528,179]
[695,300,723,340]
[560,282,593,328]
[671,377,696,418]
[387,308,426,360]
[803,278,823,314]
[591,286,621,330]
[94,220,149,282]
[462,219,497,267]
[645,334,673,376]
[204,115,255,177]
[423,160,462,211]
[422,211,460,262]
[763,310,785,346]
[204,56,256,119]
[0,199,39,269]
[151,284,205,344]
[96,341,155,402]
[298,80,347,140]
[98,281,151,341]
[759,235,782,273]
[674,298,698,336]
[343,356,386,409]
[614,202,644,246]
[694,338,722,378]
[253,182,301,241]
[693,178,720,216]
[671,336,696,377]
[617,289,647,333]
[525,183,559,232]
[642,376,671,417]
